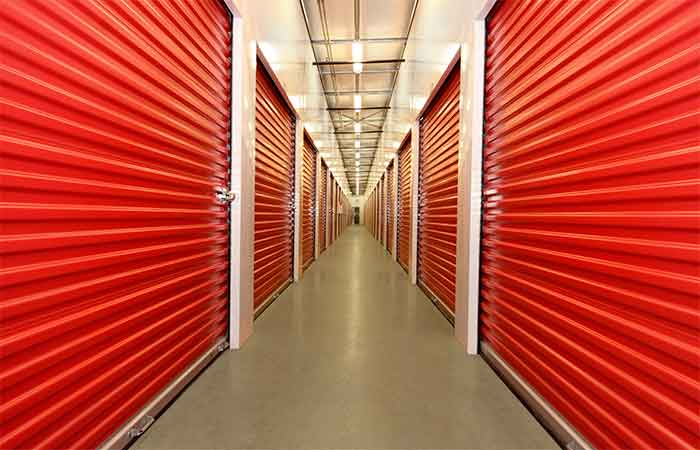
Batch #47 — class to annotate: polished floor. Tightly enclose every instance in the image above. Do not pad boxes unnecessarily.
[133,226,557,449]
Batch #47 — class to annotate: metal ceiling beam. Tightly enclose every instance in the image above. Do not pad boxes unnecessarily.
[319,68,400,75]
[334,130,383,135]
[323,89,393,95]
[313,59,404,66]
[327,106,390,111]
[311,37,407,45]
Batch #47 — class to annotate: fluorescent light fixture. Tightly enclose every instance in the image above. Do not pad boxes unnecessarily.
[355,152,360,159]
[393,141,400,149]
[355,161,360,167]
[354,122,361,133]
[354,94,362,111]
[355,140,361,149]
[352,41,363,62]
[352,62,363,74]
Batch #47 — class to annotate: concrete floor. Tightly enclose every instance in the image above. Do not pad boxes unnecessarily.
[133,226,558,450]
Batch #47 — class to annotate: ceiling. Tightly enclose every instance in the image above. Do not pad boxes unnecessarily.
[300,0,418,195]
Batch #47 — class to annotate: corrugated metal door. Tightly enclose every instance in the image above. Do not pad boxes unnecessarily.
[328,174,335,246]
[0,1,232,448]
[320,160,328,252]
[301,132,317,271]
[417,64,460,315]
[386,161,395,253]
[379,176,385,246]
[254,60,295,311]
[397,134,412,271]
[480,1,699,449]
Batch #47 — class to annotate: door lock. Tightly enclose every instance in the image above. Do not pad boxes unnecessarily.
[215,186,236,204]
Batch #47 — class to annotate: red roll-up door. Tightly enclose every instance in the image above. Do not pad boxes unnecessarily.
[0,1,232,448]
[254,60,295,311]
[480,2,700,449]
[379,175,385,246]
[301,132,317,271]
[375,186,380,240]
[328,174,335,246]
[320,160,328,252]
[386,161,395,253]
[417,63,460,315]
[397,133,412,271]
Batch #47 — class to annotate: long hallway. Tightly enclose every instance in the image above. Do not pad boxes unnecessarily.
[133,226,557,449]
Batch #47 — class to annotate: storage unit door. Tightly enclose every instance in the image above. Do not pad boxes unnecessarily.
[320,161,328,252]
[254,61,295,310]
[480,2,699,449]
[397,136,412,271]
[379,176,385,245]
[386,161,395,253]
[328,175,335,245]
[417,64,460,315]
[301,135,317,271]
[0,1,232,448]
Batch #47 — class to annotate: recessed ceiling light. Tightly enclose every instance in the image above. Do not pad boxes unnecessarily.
[355,140,360,149]
[393,141,400,149]
[354,94,362,111]
[355,152,360,159]
[354,122,361,133]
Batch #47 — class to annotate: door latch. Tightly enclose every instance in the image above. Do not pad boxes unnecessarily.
[215,186,236,204]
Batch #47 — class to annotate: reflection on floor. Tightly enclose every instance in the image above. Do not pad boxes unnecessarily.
[133,226,557,450]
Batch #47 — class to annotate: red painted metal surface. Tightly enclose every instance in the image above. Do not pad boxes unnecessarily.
[320,160,328,252]
[0,1,231,448]
[481,1,700,449]
[397,133,412,271]
[328,174,336,246]
[386,161,395,253]
[254,60,295,310]
[417,63,460,314]
[302,132,317,271]
[379,175,385,246]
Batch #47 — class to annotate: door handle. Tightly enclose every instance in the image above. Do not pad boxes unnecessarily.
[215,186,236,204]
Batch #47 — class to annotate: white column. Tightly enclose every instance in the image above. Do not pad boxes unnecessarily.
[455,20,486,355]
[228,11,254,349]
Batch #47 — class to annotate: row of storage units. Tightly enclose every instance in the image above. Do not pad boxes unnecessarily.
[364,1,699,449]
[0,2,351,448]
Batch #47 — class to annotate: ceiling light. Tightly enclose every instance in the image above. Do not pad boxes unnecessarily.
[352,41,363,62]
[355,161,360,167]
[355,152,360,159]
[354,94,362,111]
[392,141,400,149]
[354,122,361,133]
[355,140,360,149]
[352,62,363,74]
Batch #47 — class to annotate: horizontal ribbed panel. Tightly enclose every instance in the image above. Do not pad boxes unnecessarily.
[397,134,412,271]
[481,1,699,449]
[328,175,335,245]
[320,161,328,252]
[386,162,395,252]
[254,62,294,309]
[302,133,316,271]
[418,65,460,313]
[0,0,231,448]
